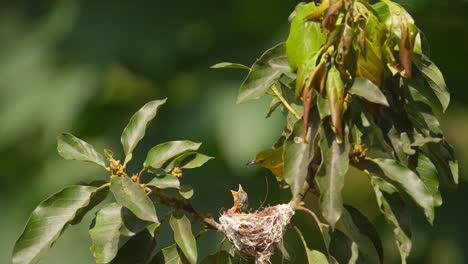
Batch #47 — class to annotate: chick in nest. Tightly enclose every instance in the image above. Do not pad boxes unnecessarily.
[230,184,249,214]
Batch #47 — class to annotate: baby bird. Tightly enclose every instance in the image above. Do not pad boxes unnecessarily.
[230,184,249,214]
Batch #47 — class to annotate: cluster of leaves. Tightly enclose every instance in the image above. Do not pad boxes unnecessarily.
[215,0,457,263]
[12,99,217,264]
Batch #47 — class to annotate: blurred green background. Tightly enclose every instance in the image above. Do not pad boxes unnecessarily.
[1,0,467,263]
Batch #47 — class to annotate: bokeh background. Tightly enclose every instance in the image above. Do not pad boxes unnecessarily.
[1,0,467,263]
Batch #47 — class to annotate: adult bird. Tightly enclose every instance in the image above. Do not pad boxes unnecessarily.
[246,147,284,178]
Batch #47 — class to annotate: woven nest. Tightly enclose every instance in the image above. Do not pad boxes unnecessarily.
[219,204,294,264]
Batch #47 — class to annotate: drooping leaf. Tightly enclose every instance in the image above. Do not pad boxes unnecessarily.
[119,207,153,237]
[412,53,450,112]
[13,186,99,264]
[422,142,458,186]
[151,244,181,264]
[201,251,234,264]
[146,174,180,189]
[165,151,213,171]
[179,185,194,199]
[121,99,167,157]
[348,78,389,106]
[111,230,156,264]
[143,140,201,169]
[286,2,326,71]
[210,62,249,70]
[110,176,158,223]
[57,133,105,167]
[341,206,382,263]
[169,214,198,264]
[316,124,350,228]
[368,158,435,223]
[370,177,411,263]
[89,203,123,264]
[237,43,292,103]
[416,153,442,207]
[326,65,345,141]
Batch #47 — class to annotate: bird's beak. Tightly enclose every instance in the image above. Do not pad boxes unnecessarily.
[238,184,244,192]
[230,190,238,195]
[245,160,257,167]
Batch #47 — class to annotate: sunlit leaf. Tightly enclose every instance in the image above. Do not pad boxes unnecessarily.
[416,153,442,207]
[146,175,180,189]
[170,214,198,264]
[370,177,411,263]
[349,78,389,106]
[110,230,155,264]
[57,133,105,167]
[316,124,350,228]
[13,186,99,264]
[110,176,158,223]
[121,99,167,156]
[89,203,123,264]
[179,185,194,199]
[369,158,435,223]
[237,43,291,103]
[165,151,213,171]
[144,140,201,169]
[326,65,345,141]
[151,244,181,264]
[341,206,382,263]
[210,62,249,70]
[71,184,109,225]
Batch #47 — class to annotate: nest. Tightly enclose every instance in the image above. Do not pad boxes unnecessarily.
[219,204,294,264]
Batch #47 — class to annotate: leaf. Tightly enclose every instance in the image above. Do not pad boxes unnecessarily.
[119,207,153,237]
[210,62,249,70]
[151,244,181,264]
[89,203,123,264]
[170,214,198,264]
[71,185,109,225]
[294,226,329,264]
[316,124,350,228]
[57,133,105,167]
[165,151,213,171]
[201,251,234,264]
[341,206,382,264]
[284,114,318,197]
[412,53,450,112]
[179,185,194,199]
[328,229,361,263]
[286,2,326,71]
[13,186,99,264]
[416,153,442,207]
[111,230,156,264]
[237,43,291,103]
[348,78,389,106]
[146,174,180,189]
[121,99,167,156]
[293,209,329,259]
[110,176,158,223]
[370,177,411,263]
[368,158,435,223]
[326,65,345,141]
[144,140,201,169]
[423,142,458,186]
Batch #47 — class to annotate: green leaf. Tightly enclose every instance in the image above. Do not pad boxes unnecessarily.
[423,142,458,186]
[201,251,234,264]
[369,158,435,223]
[328,229,361,263]
[416,153,442,207]
[146,175,180,189]
[169,214,198,264]
[326,65,345,141]
[210,62,249,70]
[13,186,99,264]
[143,140,201,169]
[348,78,389,106]
[111,230,155,264]
[412,54,450,112]
[294,226,329,264]
[341,206,382,264]
[119,207,153,237]
[370,177,411,263]
[89,203,123,264]
[286,2,326,71]
[121,99,167,156]
[284,116,318,197]
[151,244,181,264]
[293,209,329,260]
[179,185,194,199]
[71,185,109,225]
[57,133,105,167]
[110,176,158,223]
[165,151,213,171]
[316,124,350,228]
[237,43,291,104]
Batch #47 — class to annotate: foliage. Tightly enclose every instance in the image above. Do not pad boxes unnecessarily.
[12,0,458,263]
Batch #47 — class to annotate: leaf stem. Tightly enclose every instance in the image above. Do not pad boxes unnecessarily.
[96,182,110,191]
[271,84,301,120]
[296,205,323,232]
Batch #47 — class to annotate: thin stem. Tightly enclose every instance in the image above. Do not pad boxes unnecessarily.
[96,182,110,191]
[271,84,301,120]
[296,205,323,232]
[136,167,149,182]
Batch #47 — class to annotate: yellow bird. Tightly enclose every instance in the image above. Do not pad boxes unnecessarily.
[246,147,284,178]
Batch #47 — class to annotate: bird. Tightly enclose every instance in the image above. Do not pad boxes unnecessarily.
[230,184,249,214]
[246,147,284,178]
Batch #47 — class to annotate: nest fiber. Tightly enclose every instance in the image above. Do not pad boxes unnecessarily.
[219,204,294,264]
